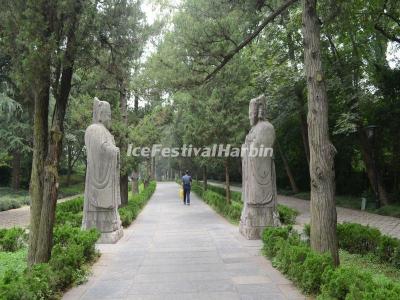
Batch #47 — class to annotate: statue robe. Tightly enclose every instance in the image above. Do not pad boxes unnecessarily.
[240,120,279,239]
[82,123,121,233]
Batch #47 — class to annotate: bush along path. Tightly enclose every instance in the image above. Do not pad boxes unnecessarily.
[206,181,400,239]
[0,181,156,299]
[263,224,400,299]
[191,181,299,225]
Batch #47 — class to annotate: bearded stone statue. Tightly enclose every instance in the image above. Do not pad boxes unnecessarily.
[239,95,280,239]
[82,97,123,243]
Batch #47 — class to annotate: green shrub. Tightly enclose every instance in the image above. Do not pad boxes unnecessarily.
[53,225,99,261]
[0,265,55,300]
[206,184,242,202]
[277,204,298,225]
[318,267,400,300]
[192,182,298,225]
[376,235,400,266]
[262,226,291,258]
[299,251,333,294]
[118,181,156,227]
[119,208,134,227]
[0,227,27,252]
[303,223,311,238]
[337,223,381,254]
[318,267,374,300]
[57,197,84,214]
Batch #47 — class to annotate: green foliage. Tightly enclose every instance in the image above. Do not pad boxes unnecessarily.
[0,227,27,252]
[0,194,101,299]
[118,181,157,227]
[340,250,400,281]
[304,222,400,269]
[277,204,298,225]
[263,226,334,295]
[262,226,292,258]
[0,249,26,278]
[262,226,400,298]
[337,223,381,254]
[191,182,242,223]
[195,182,299,225]
[318,267,400,300]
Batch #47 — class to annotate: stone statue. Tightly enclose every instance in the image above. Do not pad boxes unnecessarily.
[239,95,280,239]
[82,97,123,243]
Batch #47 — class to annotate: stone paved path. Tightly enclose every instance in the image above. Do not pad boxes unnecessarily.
[63,182,305,300]
[208,182,400,239]
[0,194,82,229]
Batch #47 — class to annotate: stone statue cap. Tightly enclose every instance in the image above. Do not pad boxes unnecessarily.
[93,97,111,124]
[250,94,267,122]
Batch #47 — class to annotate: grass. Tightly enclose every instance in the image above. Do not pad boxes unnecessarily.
[0,248,27,278]
[340,249,400,281]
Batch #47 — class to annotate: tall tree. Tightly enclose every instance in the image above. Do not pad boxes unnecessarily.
[302,0,339,265]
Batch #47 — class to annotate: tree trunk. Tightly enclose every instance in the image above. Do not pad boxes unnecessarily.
[277,140,299,193]
[66,144,72,187]
[29,4,80,264]
[119,86,129,206]
[11,149,21,191]
[134,94,139,111]
[224,159,231,204]
[358,129,390,206]
[28,60,50,266]
[144,159,151,188]
[302,0,339,266]
[131,169,139,197]
[203,165,208,191]
[152,156,156,179]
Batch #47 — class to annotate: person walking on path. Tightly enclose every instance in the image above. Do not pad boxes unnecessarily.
[181,170,192,205]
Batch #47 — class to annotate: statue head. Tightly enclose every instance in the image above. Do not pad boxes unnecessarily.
[93,97,111,128]
[249,95,267,126]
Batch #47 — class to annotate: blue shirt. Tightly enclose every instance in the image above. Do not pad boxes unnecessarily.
[182,175,192,188]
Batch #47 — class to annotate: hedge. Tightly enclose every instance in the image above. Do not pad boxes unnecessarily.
[304,222,400,268]
[0,222,99,299]
[262,226,400,299]
[118,181,156,227]
[192,181,298,225]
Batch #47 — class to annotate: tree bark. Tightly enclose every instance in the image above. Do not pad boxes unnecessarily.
[224,159,231,204]
[28,59,50,266]
[119,86,129,206]
[295,87,310,166]
[302,0,339,266]
[203,165,208,191]
[29,2,81,264]
[66,144,72,187]
[131,169,139,197]
[277,140,299,193]
[11,149,21,191]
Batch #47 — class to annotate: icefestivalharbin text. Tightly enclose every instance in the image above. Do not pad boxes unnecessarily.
[127,144,274,158]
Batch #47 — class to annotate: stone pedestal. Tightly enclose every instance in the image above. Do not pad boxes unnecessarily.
[239,205,279,239]
[98,227,124,244]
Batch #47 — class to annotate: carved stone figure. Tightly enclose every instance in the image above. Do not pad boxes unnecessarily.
[239,95,280,239]
[82,97,123,243]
